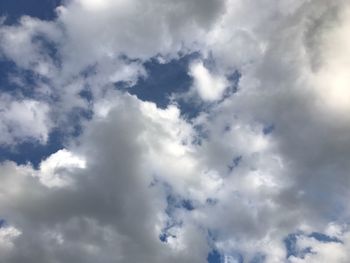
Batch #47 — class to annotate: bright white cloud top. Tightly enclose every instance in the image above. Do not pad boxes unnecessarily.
[189,61,228,101]
[0,0,350,262]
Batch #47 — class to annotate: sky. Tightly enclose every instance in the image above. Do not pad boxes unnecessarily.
[0,0,350,262]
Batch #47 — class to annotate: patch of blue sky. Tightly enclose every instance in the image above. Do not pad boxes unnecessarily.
[221,70,241,101]
[284,231,342,259]
[206,231,254,263]
[0,218,6,228]
[0,2,64,168]
[309,232,342,243]
[159,193,196,243]
[228,156,242,172]
[284,233,301,258]
[32,34,62,68]
[165,194,195,216]
[6,105,91,167]
[0,1,242,179]
[181,199,195,211]
[0,60,44,98]
[207,249,222,263]
[262,124,275,135]
[125,53,240,120]
[250,253,266,263]
[0,62,90,167]
[0,57,91,168]
[0,130,63,168]
[192,123,210,145]
[0,37,60,95]
[158,220,181,243]
[127,53,198,111]
[0,0,61,24]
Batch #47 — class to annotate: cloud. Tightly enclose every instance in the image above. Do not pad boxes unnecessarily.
[0,93,212,262]
[0,95,52,145]
[1,0,350,262]
[37,149,86,187]
[0,225,21,255]
[307,5,350,113]
[189,61,228,101]
[288,226,350,263]
[0,16,61,76]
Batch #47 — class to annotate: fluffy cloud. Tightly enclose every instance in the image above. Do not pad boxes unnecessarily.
[1,0,350,262]
[0,95,52,145]
[288,224,350,263]
[37,149,86,187]
[189,61,228,101]
[0,93,210,262]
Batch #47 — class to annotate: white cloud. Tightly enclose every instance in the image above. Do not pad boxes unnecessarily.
[189,61,228,101]
[1,0,350,262]
[0,96,52,145]
[308,5,350,113]
[288,228,350,263]
[37,149,86,187]
[0,16,61,77]
[0,225,22,253]
[0,94,212,262]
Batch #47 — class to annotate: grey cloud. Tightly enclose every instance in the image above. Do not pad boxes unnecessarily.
[1,0,350,262]
[0,93,209,263]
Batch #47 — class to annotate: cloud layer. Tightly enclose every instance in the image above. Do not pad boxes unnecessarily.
[1,0,350,262]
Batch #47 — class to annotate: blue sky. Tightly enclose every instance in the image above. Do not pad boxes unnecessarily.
[1,0,350,262]
[0,0,62,167]
[0,0,61,23]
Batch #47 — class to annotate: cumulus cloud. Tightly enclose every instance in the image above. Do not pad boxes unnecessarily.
[0,93,211,262]
[307,5,350,113]
[189,61,228,101]
[288,225,350,263]
[0,225,21,253]
[0,95,52,145]
[1,0,350,262]
[37,149,86,187]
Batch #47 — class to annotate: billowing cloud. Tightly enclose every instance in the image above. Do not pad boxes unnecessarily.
[189,61,228,101]
[0,95,52,145]
[1,0,350,262]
